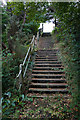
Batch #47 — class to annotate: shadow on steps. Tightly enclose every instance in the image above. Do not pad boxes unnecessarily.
[42,32,51,37]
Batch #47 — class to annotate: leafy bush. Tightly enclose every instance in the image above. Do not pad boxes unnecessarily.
[51,2,80,119]
[2,51,21,93]
[24,21,40,35]
[2,90,33,118]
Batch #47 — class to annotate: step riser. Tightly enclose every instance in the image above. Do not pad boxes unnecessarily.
[32,73,65,75]
[34,65,62,67]
[32,76,65,78]
[30,86,67,89]
[35,59,58,61]
[37,54,57,55]
[36,53,57,54]
[36,55,57,57]
[32,72,64,74]
[37,51,57,52]
[35,62,61,64]
[32,80,66,83]
[28,91,68,94]
[37,50,58,51]
[37,50,58,52]
[33,68,63,70]
[30,85,67,88]
[35,60,59,62]
[36,57,58,59]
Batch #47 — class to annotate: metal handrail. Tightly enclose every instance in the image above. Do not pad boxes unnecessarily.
[15,33,39,90]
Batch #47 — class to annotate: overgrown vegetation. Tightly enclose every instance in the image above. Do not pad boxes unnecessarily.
[2,2,48,91]
[51,2,80,119]
[2,1,80,119]
[2,94,73,119]
[2,2,49,118]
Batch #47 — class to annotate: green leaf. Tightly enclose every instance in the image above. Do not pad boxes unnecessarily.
[22,94,25,100]
[11,102,15,107]
[4,92,11,98]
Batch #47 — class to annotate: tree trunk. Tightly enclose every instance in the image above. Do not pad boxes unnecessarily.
[55,17,57,27]
[2,42,6,50]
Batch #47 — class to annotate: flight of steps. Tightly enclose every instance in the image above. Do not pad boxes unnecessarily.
[28,50,68,96]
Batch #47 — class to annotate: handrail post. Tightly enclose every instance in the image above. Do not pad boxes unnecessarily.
[31,41,33,52]
[19,64,23,91]
[33,36,35,51]
[37,31,39,41]
[21,65,24,93]
[36,31,39,48]
[31,35,35,52]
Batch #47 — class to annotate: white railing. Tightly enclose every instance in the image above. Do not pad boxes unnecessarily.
[15,32,40,91]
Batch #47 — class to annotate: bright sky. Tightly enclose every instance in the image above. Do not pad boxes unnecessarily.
[2,0,7,5]
[39,22,55,33]
[43,22,55,33]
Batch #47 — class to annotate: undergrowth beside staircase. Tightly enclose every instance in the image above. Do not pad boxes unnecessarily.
[52,32,80,119]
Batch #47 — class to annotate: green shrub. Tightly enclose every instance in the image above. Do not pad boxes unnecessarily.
[2,51,20,93]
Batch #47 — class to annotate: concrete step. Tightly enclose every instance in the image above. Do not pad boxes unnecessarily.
[37,49,59,52]
[31,78,66,83]
[30,83,68,88]
[34,64,62,67]
[27,95,69,98]
[36,52,57,54]
[32,70,64,74]
[36,55,57,57]
[35,59,59,61]
[35,61,61,64]
[28,88,68,93]
[32,73,65,76]
[37,53,57,55]
[32,74,65,79]
[33,67,63,70]
[36,57,58,59]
